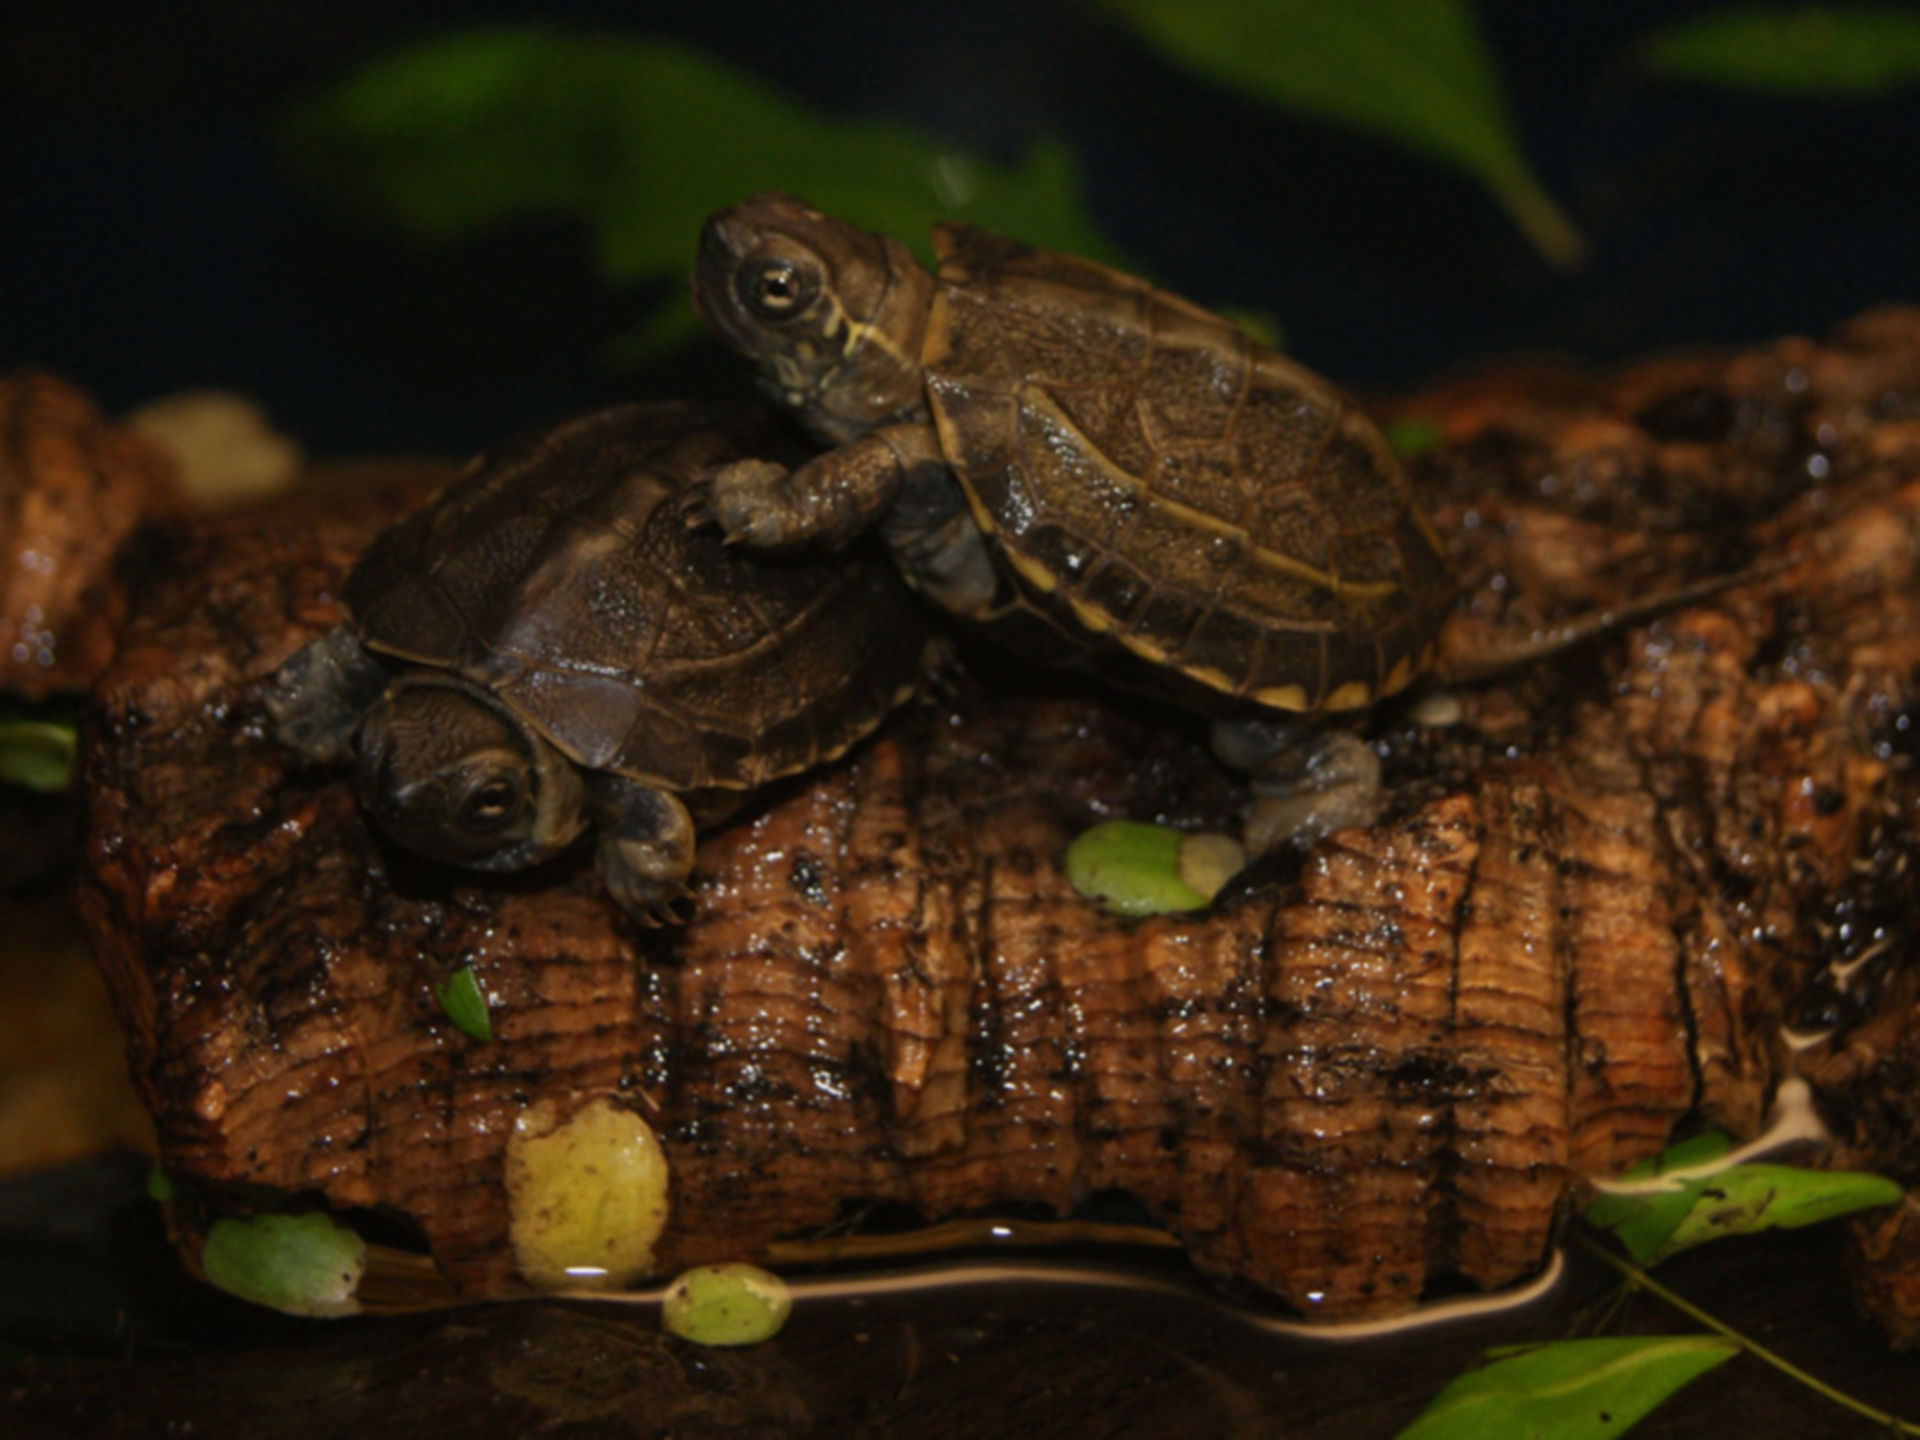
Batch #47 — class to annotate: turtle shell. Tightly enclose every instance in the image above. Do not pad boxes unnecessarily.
[343,401,923,792]
[919,225,1454,714]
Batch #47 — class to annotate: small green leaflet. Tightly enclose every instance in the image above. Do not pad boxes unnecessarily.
[1585,1131,1902,1264]
[1092,0,1582,267]
[1644,6,1920,97]
[282,26,1121,361]
[0,719,76,792]
[433,963,494,1042]
[1065,820,1209,918]
[1394,1335,1737,1440]
[200,1211,368,1318]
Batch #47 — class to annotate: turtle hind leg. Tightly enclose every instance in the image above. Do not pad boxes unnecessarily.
[700,422,941,552]
[588,774,698,926]
[1211,718,1383,854]
[262,626,388,764]
[881,459,1000,621]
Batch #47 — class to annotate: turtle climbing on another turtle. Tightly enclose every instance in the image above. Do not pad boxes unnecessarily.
[264,401,926,923]
[691,193,1450,848]
[690,194,1752,853]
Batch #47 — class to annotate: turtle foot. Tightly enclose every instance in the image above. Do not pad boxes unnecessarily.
[625,886,697,928]
[705,458,799,549]
[1235,729,1383,854]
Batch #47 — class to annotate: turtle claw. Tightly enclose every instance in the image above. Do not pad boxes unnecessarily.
[679,489,719,533]
[629,888,697,928]
[705,459,796,548]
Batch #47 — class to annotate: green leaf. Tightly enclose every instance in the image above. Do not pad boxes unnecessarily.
[1092,0,1583,266]
[1065,820,1210,918]
[1395,1335,1737,1440]
[282,26,1122,362]
[200,1211,367,1318]
[433,963,494,1042]
[1586,1132,1902,1263]
[1644,7,1920,97]
[661,1262,793,1346]
[1658,1165,1903,1255]
[0,719,76,792]
[1585,1132,1733,1262]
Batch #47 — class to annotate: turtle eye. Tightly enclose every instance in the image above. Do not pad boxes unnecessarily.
[459,775,522,833]
[737,258,818,322]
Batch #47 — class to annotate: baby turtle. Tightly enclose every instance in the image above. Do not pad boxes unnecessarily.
[692,194,1453,714]
[264,401,925,922]
[692,196,1747,850]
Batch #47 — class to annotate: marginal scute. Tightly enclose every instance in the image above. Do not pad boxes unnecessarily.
[1323,680,1373,712]
[1254,682,1312,711]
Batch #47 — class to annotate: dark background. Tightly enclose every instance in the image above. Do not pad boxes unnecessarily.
[4,6,1920,1434]
[4,0,1916,456]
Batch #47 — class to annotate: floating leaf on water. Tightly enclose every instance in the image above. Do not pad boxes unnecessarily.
[1585,1131,1732,1262]
[661,1263,793,1347]
[1652,1164,1901,1259]
[0,720,76,792]
[1092,0,1583,266]
[282,26,1123,362]
[1394,1335,1737,1440]
[1586,1130,1901,1263]
[432,963,493,1042]
[200,1211,368,1318]
[1065,820,1212,917]
[1644,6,1920,97]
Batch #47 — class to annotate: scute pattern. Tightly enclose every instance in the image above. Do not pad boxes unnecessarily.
[344,403,925,791]
[925,226,1453,711]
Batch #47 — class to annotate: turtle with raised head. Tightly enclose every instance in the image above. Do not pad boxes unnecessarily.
[264,401,925,922]
[690,196,1759,852]
[692,194,1461,845]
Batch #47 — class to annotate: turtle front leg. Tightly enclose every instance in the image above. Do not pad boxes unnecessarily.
[1210,718,1383,854]
[587,774,698,925]
[704,422,943,551]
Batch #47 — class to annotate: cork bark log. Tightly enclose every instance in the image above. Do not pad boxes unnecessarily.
[63,310,1920,1329]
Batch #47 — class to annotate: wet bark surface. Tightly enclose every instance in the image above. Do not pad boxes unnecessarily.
[69,310,1920,1336]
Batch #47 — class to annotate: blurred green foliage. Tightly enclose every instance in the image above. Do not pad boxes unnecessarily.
[0,718,75,792]
[1393,1336,1737,1440]
[282,26,1118,359]
[1091,0,1584,266]
[279,7,1905,367]
[1645,5,1920,95]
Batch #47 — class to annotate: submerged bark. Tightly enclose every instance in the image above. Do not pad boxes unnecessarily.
[71,311,1920,1327]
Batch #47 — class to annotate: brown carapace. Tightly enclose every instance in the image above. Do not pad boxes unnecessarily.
[264,401,926,922]
[693,194,1453,719]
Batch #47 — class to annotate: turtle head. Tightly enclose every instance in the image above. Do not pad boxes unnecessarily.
[354,674,586,873]
[694,193,933,443]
